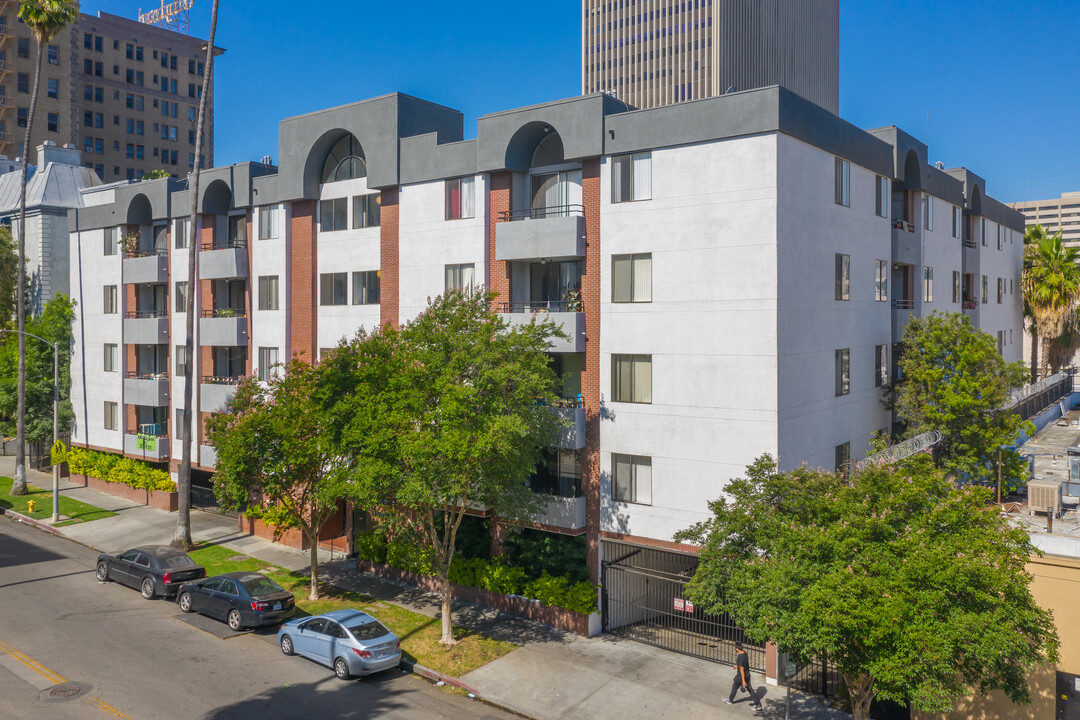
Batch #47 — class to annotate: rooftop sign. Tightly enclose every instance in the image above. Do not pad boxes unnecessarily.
[138,0,193,33]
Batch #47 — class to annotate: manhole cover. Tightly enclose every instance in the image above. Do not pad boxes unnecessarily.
[227,555,250,562]
[40,683,87,701]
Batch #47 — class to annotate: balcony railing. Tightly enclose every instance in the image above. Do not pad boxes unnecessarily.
[892,219,915,233]
[500,299,583,313]
[536,395,585,409]
[124,247,168,259]
[132,422,167,437]
[200,240,246,252]
[202,375,242,385]
[891,299,915,310]
[125,370,169,381]
[125,309,167,319]
[498,204,584,222]
[962,237,976,249]
[200,308,247,319]
[962,300,978,309]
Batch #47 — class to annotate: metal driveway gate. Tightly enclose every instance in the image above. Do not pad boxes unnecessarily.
[601,542,765,671]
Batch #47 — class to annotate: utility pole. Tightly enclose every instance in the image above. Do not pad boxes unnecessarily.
[997,448,1002,505]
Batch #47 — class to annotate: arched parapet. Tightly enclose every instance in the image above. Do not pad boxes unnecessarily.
[126,193,153,226]
[200,178,233,216]
[477,94,613,173]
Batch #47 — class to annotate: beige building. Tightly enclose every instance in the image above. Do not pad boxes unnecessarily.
[581,0,838,112]
[0,8,216,181]
[1010,191,1080,247]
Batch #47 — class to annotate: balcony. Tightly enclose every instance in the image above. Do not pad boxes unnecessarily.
[891,298,914,343]
[124,310,169,344]
[124,427,170,462]
[553,404,586,450]
[201,376,240,413]
[531,496,586,531]
[124,371,169,406]
[495,205,586,262]
[200,444,217,469]
[123,248,168,284]
[891,220,920,266]
[199,309,247,346]
[499,301,585,353]
[198,241,248,280]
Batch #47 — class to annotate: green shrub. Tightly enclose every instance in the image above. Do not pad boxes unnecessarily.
[523,571,598,615]
[245,503,299,530]
[504,528,589,584]
[355,531,388,564]
[64,446,172,492]
[385,535,434,576]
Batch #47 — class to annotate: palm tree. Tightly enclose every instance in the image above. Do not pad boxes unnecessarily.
[10,0,77,497]
[1021,225,1080,380]
[173,0,219,549]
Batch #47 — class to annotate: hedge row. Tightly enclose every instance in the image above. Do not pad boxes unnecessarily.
[57,443,174,492]
[356,531,597,615]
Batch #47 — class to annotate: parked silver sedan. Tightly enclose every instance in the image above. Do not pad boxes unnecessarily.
[277,609,401,680]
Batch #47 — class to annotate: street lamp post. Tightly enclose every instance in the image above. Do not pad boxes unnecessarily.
[1,330,59,522]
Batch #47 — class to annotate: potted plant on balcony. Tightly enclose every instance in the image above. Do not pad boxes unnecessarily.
[217,307,235,318]
[119,232,140,256]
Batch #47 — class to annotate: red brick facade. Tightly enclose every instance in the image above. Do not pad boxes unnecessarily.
[289,201,317,361]
[486,172,512,298]
[76,472,179,512]
[379,189,400,327]
[581,158,602,585]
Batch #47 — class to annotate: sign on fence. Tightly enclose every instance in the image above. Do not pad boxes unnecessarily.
[136,434,157,451]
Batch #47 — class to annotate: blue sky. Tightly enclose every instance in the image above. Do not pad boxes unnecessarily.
[89,0,1077,203]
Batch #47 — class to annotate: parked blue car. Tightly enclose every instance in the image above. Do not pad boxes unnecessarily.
[277,609,402,680]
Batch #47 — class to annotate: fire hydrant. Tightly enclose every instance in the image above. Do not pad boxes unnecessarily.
[26,499,35,513]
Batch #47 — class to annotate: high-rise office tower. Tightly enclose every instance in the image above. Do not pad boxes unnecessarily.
[582,0,839,112]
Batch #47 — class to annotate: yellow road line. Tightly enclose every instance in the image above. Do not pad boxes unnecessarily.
[85,695,133,719]
[0,639,66,685]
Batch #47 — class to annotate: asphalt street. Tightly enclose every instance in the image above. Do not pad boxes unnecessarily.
[0,516,512,720]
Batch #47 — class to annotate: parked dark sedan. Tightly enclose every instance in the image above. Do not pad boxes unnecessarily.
[95,545,206,599]
[177,572,295,631]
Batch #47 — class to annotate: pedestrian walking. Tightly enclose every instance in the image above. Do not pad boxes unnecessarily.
[724,642,763,711]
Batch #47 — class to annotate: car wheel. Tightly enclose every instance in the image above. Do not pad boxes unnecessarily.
[140,578,156,600]
[178,592,193,613]
[227,609,243,631]
[95,561,109,583]
[334,657,350,681]
[280,635,294,656]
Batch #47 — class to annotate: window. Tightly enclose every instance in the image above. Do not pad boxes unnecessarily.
[875,175,888,218]
[175,346,187,377]
[103,227,117,256]
[47,113,58,132]
[258,206,277,239]
[834,157,850,207]
[352,194,380,229]
[924,195,934,231]
[47,78,58,99]
[175,281,188,312]
[997,278,1004,304]
[136,120,144,135]
[320,272,347,306]
[835,442,851,476]
[444,177,475,219]
[445,263,475,293]
[103,285,117,314]
[17,72,28,93]
[611,354,652,403]
[83,33,92,49]
[258,347,279,382]
[875,344,888,387]
[18,37,28,59]
[319,197,347,232]
[104,402,118,431]
[981,218,988,247]
[952,271,961,303]
[923,266,933,303]
[875,259,888,302]
[174,217,189,248]
[612,453,652,504]
[835,348,850,396]
[125,43,133,59]
[612,254,652,302]
[982,275,988,304]
[258,276,279,311]
[611,152,652,202]
[352,270,380,305]
[835,253,850,301]
[228,214,246,246]
[997,225,1004,251]
[104,344,117,373]
[952,206,961,239]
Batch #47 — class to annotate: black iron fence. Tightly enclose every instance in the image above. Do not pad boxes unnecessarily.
[190,484,239,518]
[498,204,584,222]
[1008,370,1074,421]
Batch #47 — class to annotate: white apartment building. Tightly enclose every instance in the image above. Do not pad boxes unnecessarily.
[66,87,1024,667]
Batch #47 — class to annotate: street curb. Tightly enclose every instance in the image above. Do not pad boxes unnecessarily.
[400,659,535,719]
[0,507,64,537]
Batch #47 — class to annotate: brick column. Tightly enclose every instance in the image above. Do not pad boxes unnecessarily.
[486,172,512,302]
[581,158,602,585]
[244,209,253,377]
[197,215,215,454]
[289,201,317,360]
[379,189,399,327]
[489,516,508,557]
[765,642,779,685]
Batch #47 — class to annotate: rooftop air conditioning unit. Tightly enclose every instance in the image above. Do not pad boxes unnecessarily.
[1028,478,1063,519]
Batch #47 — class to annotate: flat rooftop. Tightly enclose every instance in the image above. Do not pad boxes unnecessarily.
[1013,410,1080,557]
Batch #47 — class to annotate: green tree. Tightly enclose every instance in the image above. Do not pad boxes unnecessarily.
[676,455,1059,720]
[174,0,219,549]
[206,357,349,600]
[0,226,20,330]
[11,0,78,496]
[145,169,171,179]
[0,294,75,443]
[892,312,1029,487]
[341,290,564,645]
[1022,224,1080,380]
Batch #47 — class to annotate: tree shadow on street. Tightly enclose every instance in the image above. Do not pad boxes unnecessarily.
[200,674,407,720]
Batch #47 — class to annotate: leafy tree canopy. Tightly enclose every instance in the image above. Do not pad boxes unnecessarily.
[676,455,1058,720]
[891,312,1030,487]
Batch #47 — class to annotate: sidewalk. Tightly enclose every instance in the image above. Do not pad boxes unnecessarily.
[1,455,851,720]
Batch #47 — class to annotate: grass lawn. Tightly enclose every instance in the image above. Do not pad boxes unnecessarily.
[188,544,517,678]
[0,476,117,527]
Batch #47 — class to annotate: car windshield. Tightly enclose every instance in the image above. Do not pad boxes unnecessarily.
[159,555,197,570]
[347,620,391,641]
[240,575,284,595]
